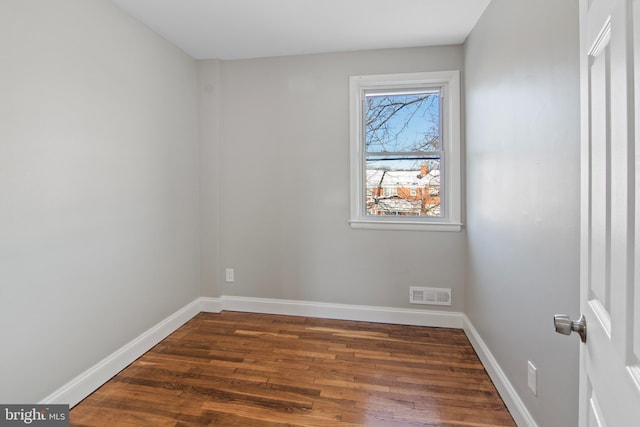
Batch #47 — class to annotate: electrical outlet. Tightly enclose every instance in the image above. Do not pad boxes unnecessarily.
[527,361,537,396]
[225,268,234,283]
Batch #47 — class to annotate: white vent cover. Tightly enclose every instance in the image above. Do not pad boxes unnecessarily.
[409,286,452,306]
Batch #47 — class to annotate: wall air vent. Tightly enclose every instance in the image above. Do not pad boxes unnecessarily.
[410,286,452,306]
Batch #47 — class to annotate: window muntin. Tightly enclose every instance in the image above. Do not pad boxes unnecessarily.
[349,71,461,231]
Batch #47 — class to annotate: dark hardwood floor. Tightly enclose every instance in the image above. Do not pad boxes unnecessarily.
[70,311,516,426]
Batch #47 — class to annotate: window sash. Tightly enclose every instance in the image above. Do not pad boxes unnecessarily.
[361,86,444,218]
[362,152,445,218]
[363,86,443,154]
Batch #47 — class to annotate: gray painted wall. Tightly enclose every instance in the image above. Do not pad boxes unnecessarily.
[464,1,581,426]
[0,0,201,402]
[217,47,467,310]
[198,60,222,297]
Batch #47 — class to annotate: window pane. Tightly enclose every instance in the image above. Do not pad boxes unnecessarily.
[365,158,441,217]
[365,89,440,153]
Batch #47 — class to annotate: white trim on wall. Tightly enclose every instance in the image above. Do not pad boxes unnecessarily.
[463,315,539,427]
[199,297,224,313]
[39,299,204,408]
[348,70,462,232]
[40,296,534,427]
[205,296,464,328]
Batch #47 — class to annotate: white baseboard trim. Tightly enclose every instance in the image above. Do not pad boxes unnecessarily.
[463,315,538,427]
[38,295,463,409]
[39,299,203,408]
[199,296,223,313]
[203,295,464,329]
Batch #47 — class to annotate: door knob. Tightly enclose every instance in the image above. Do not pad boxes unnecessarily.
[554,314,587,343]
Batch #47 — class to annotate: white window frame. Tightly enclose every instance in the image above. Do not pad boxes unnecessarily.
[349,71,462,232]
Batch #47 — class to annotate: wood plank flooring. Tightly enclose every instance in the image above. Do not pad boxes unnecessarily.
[70,311,516,426]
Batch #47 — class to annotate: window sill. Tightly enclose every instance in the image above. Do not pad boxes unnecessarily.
[349,219,462,232]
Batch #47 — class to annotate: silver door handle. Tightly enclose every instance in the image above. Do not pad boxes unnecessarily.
[554,314,587,343]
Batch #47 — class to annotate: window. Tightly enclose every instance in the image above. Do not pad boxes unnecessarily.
[383,186,397,197]
[349,71,462,231]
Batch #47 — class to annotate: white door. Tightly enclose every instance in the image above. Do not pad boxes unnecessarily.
[576,0,640,425]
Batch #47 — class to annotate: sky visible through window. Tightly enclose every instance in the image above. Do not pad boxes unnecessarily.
[365,89,440,156]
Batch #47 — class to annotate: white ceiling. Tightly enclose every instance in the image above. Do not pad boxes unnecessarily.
[111,0,491,60]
